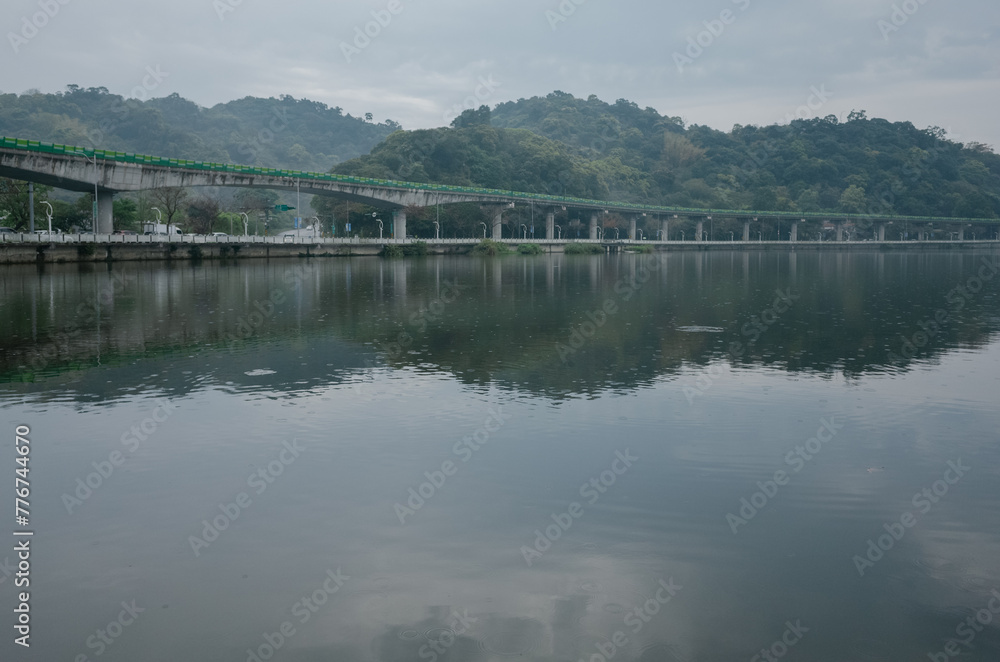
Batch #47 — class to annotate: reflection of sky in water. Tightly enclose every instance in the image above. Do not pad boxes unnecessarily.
[1,252,999,661]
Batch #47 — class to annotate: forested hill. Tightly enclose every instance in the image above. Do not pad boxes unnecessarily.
[0,86,399,173]
[2,88,999,219]
[335,92,1000,219]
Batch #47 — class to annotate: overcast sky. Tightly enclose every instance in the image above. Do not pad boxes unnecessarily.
[3,0,998,148]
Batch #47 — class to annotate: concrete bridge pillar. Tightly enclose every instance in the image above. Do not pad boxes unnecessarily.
[546,210,555,240]
[836,222,844,242]
[393,209,406,241]
[492,208,503,240]
[97,190,114,234]
[629,216,637,241]
[589,213,598,240]
[790,220,799,242]
[661,217,670,241]
[742,220,750,242]
[957,225,965,241]
[876,222,886,242]
[695,219,704,242]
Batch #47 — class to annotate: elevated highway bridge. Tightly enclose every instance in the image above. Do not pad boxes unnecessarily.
[1,137,997,242]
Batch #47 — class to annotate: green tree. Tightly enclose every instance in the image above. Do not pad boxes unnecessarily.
[0,178,52,230]
[113,198,138,231]
[839,185,867,213]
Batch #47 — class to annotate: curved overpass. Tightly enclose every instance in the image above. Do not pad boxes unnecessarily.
[1,136,996,240]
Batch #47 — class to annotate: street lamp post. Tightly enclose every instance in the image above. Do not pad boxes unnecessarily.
[680,230,685,241]
[480,222,487,238]
[556,225,561,239]
[376,219,383,239]
[41,201,53,235]
[240,212,249,236]
[521,224,527,239]
[433,221,439,239]
[312,216,320,239]
[730,231,735,242]
[74,150,100,232]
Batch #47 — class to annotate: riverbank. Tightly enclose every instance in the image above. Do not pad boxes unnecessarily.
[1,238,997,264]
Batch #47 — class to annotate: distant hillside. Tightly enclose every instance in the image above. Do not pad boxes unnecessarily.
[0,86,399,172]
[333,91,1000,220]
[2,88,999,238]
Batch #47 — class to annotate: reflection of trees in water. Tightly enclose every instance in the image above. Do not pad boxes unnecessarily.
[1,251,998,397]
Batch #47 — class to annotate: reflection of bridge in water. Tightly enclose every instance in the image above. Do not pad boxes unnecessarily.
[2,136,998,242]
[3,251,999,392]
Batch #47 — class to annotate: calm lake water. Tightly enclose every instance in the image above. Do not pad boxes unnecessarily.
[2,250,1000,662]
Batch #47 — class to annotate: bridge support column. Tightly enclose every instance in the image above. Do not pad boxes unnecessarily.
[836,222,844,242]
[695,219,704,242]
[28,182,35,233]
[589,213,598,240]
[876,222,886,242]
[629,216,637,241]
[546,211,555,240]
[790,220,798,242]
[661,217,670,241]
[492,208,503,240]
[957,225,965,241]
[393,210,406,241]
[97,191,114,234]
[742,220,750,242]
